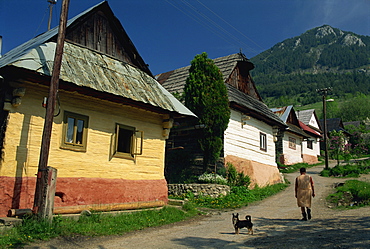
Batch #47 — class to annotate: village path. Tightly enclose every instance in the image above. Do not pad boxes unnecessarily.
[26,161,370,249]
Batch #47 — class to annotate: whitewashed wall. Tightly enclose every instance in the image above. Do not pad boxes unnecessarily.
[302,137,320,158]
[282,132,303,165]
[224,109,276,167]
[308,115,320,130]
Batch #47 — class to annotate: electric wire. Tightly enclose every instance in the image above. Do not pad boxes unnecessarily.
[165,0,262,55]
[164,0,231,43]
[181,0,252,50]
[34,5,50,36]
[164,0,245,50]
[195,0,264,51]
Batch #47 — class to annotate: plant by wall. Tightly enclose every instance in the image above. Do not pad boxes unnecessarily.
[184,52,230,170]
[226,163,251,188]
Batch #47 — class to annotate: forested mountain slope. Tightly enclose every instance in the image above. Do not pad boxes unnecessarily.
[250,25,370,108]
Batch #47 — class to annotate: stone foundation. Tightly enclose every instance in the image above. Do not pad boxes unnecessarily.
[168,184,230,198]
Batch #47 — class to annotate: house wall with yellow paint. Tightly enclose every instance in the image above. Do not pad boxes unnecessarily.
[0,82,169,217]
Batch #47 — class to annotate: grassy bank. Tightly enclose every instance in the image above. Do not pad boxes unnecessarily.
[0,206,198,248]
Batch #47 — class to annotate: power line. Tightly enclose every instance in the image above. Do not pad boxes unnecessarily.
[195,0,264,51]
[181,0,253,50]
[165,0,262,55]
[164,0,236,47]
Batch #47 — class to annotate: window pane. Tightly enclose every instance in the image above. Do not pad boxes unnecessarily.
[117,127,132,153]
[76,119,84,145]
[260,133,267,151]
[66,117,75,143]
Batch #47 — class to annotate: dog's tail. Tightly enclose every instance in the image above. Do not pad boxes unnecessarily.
[245,215,252,221]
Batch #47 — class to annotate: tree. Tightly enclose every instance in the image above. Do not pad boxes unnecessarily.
[328,130,351,165]
[184,52,230,170]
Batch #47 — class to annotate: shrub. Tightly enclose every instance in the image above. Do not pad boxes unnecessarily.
[226,163,250,188]
[320,159,370,177]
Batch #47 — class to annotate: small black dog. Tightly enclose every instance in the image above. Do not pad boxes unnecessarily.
[232,213,253,235]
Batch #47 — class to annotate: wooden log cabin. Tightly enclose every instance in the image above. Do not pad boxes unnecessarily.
[0,1,195,217]
[157,53,288,187]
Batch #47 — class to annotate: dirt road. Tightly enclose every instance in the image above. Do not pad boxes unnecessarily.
[27,162,370,248]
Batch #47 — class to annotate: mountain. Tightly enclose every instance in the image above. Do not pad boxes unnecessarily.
[250,25,370,107]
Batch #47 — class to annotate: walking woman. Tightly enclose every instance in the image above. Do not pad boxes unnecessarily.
[295,167,315,220]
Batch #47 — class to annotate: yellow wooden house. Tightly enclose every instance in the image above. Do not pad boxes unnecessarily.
[0,1,195,217]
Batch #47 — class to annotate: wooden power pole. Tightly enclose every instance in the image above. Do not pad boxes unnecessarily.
[316,87,332,170]
[33,0,70,219]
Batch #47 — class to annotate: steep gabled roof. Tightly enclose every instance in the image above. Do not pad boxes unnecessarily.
[319,118,351,136]
[156,53,260,98]
[296,109,314,125]
[0,1,196,118]
[271,105,308,137]
[0,1,151,76]
[296,109,322,132]
[227,84,286,127]
[299,121,321,138]
[156,53,283,126]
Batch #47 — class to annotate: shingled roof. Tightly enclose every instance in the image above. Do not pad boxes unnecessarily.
[227,84,286,127]
[156,53,253,94]
[319,118,351,136]
[296,109,315,125]
[156,53,284,127]
[0,1,196,118]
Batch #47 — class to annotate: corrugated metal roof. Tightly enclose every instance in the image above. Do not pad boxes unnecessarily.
[5,41,195,117]
[270,105,292,123]
[271,105,308,137]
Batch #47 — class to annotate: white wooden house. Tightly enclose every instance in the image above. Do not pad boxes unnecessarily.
[296,109,322,164]
[271,106,308,165]
[157,53,287,187]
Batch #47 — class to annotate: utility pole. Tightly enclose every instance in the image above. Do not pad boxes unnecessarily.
[47,0,58,31]
[33,0,70,219]
[316,87,332,170]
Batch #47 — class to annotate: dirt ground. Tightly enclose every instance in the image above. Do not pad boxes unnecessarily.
[26,161,370,249]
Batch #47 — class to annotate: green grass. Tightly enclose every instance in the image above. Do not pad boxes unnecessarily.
[278,161,324,174]
[320,159,370,177]
[0,181,288,248]
[187,183,288,209]
[327,180,370,208]
[0,206,198,249]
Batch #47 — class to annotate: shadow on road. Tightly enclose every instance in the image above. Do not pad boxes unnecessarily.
[245,215,370,248]
[171,216,370,249]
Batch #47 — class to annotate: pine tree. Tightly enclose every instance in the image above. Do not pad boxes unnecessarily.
[184,52,230,170]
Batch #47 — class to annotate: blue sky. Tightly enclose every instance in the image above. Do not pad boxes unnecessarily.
[1,0,369,75]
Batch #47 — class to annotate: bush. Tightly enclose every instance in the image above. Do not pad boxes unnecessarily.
[187,183,288,209]
[320,159,370,177]
[226,163,250,187]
